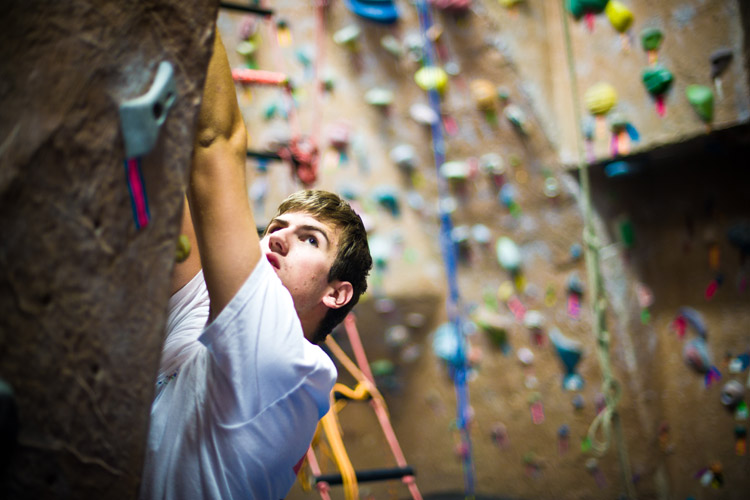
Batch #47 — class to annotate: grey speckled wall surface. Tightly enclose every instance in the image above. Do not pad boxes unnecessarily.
[0,1,217,497]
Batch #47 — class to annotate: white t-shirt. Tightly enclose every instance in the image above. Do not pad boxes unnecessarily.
[141,258,337,500]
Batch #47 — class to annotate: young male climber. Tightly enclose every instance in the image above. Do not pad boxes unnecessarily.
[139,28,372,499]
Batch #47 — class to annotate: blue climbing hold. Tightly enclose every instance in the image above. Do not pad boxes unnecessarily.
[344,0,399,24]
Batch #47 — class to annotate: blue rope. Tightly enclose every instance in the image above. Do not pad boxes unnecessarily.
[415,1,475,495]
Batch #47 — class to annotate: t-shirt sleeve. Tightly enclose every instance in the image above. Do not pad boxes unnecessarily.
[198,257,336,422]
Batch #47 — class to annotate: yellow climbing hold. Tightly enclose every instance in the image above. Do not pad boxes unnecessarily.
[497,281,515,302]
[415,66,448,94]
[605,1,634,33]
[499,0,524,6]
[175,234,191,263]
[584,82,618,116]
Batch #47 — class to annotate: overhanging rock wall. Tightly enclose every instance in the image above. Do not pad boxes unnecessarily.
[0,1,217,497]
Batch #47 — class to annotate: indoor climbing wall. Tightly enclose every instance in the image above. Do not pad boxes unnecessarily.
[0,1,218,498]
[211,1,749,499]
[216,0,648,498]
[481,0,750,166]
[586,124,750,500]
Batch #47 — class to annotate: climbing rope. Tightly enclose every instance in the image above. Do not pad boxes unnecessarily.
[301,314,422,500]
[559,2,637,499]
[414,1,476,497]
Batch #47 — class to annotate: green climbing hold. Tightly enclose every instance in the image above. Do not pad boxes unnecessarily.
[619,218,635,248]
[685,84,714,123]
[642,65,674,96]
[566,0,610,19]
[370,359,395,377]
[640,27,663,52]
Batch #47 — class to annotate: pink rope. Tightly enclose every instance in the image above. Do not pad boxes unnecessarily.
[305,447,332,500]
[343,314,423,500]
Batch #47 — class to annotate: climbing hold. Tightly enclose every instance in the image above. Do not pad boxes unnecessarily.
[236,40,258,60]
[496,237,521,273]
[550,328,584,391]
[729,353,750,374]
[566,0,609,19]
[275,18,292,47]
[327,122,351,152]
[295,46,313,68]
[370,358,396,377]
[605,161,634,177]
[618,217,635,248]
[365,87,394,107]
[677,306,707,338]
[390,144,417,172]
[322,72,336,92]
[497,86,511,103]
[567,243,582,262]
[333,24,361,47]
[409,102,439,125]
[517,347,534,366]
[642,65,674,96]
[471,224,492,246]
[558,424,570,454]
[406,312,426,328]
[472,307,512,348]
[480,153,506,187]
[524,310,545,346]
[720,380,745,408]
[403,32,425,63]
[523,310,544,330]
[735,426,747,455]
[685,85,714,124]
[440,160,471,181]
[368,234,393,270]
[605,0,633,33]
[344,0,399,24]
[504,105,528,134]
[119,61,177,159]
[372,185,400,216]
[452,225,472,262]
[430,0,472,14]
[683,337,712,374]
[584,82,618,116]
[566,273,584,318]
[543,176,560,198]
[415,66,448,94]
[710,48,733,80]
[640,27,664,52]
[470,79,497,111]
[432,321,467,363]
[499,0,524,6]
[528,393,544,424]
[499,183,519,214]
[238,16,259,41]
[380,34,403,58]
[566,272,584,296]
[175,234,191,263]
[572,394,584,410]
[490,422,510,449]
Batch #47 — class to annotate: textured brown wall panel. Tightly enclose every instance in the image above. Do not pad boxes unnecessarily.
[0,1,218,497]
